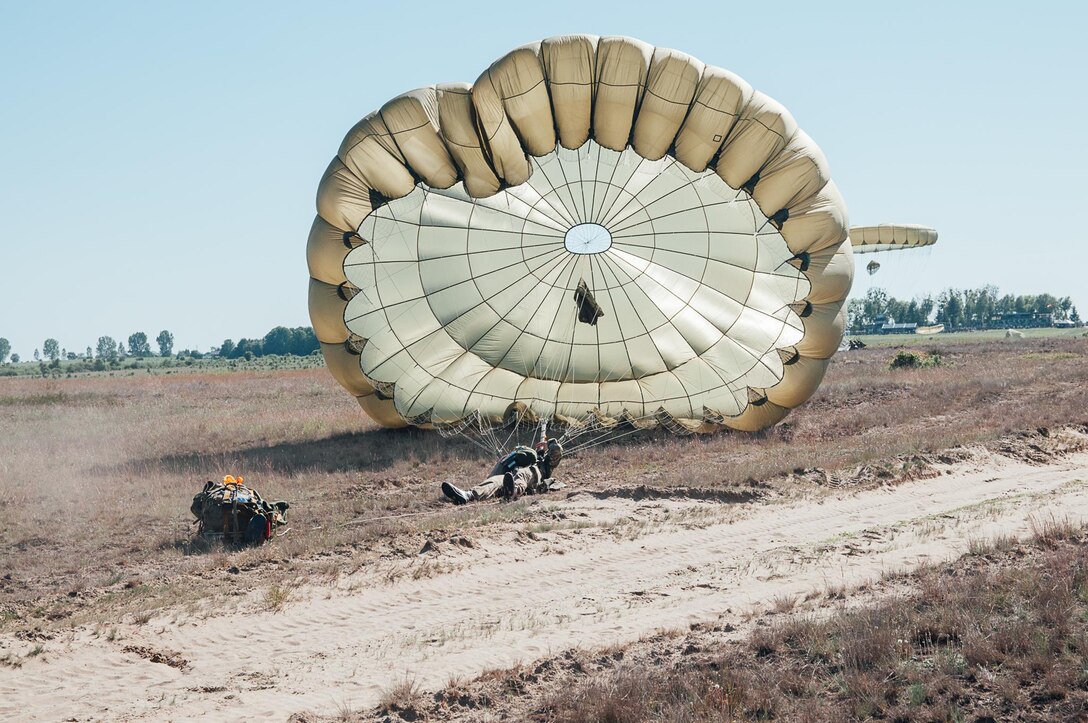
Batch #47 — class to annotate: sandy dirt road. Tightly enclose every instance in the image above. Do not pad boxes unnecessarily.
[3,447,1087,721]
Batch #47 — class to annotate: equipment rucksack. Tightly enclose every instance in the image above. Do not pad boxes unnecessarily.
[191,478,289,544]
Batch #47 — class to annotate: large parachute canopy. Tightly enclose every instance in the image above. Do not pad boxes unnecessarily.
[308,35,883,439]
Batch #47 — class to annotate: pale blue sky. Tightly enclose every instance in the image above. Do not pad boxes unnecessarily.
[1,1,1085,356]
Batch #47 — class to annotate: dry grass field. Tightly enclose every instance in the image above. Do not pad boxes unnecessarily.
[422,518,1088,722]
[2,335,1087,720]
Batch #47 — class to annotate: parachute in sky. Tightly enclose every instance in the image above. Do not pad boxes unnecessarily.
[853,224,937,287]
[850,224,938,254]
[307,35,927,440]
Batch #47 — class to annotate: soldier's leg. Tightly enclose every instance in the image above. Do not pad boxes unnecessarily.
[502,466,540,499]
[471,474,507,501]
[525,465,557,494]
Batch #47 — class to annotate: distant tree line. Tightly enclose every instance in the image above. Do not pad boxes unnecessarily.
[849,286,1080,332]
[0,326,319,366]
[217,326,319,359]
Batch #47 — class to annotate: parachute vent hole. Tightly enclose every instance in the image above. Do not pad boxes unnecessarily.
[770,208,789,229]
[565,223,612,255]
[741,172,760,195]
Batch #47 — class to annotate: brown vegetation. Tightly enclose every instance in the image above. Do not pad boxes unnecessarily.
[1,337,1086,634]
[540,521,1088,722]
[349,520,1088,722]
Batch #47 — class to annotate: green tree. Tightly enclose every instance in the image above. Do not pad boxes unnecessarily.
[232,338,262,358]
[936,290,965,328]
[863,287,890,325]
[11,353,20,364]
[917,295,935,324]
[886,297,908,324]
[1072,306,1081,324]
[262,326,292,356]
[127,332,151,357]
[43,338,60,362]
[0,338,9,363]
[85,346,93,359]
[220,339,236,357]
[1058,297,1073,321]
[33,349,40,361]
[96,336,118,362]
[846,298,866,332]
[156,330,174,357]
[289,327,319,355]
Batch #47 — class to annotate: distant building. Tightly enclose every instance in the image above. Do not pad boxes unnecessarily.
[987,312,1054,329]
[870,314,918,335]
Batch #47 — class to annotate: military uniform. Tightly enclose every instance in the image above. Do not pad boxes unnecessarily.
[442,439,563,504]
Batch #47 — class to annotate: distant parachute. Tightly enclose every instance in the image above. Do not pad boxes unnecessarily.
[866,260,881,275]
[850,224,938,254]
[308,35,926,439]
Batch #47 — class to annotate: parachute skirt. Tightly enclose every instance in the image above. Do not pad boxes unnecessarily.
[307,35,860,434]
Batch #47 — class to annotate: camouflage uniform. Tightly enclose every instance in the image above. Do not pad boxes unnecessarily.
[442,440,564,504]
[470,463,548,500]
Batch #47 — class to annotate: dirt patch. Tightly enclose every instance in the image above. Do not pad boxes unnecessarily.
[992,425,1088,464]
[122,644,189,670]
[581,484,764,504]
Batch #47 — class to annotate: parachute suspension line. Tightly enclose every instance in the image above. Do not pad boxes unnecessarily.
[436,411,506,457]
[561,423,616,455]
[563,421,655,456]
[497,416,523,455]
[556,422,582,448]
[478,420,502,457]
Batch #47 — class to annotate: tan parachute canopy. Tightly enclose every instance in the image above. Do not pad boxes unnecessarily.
[308,34,859,434]
[850,224,938,254]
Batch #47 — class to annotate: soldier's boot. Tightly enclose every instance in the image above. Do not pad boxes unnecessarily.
[441,481,474,505]
[502,472,523,501]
